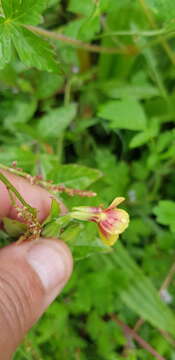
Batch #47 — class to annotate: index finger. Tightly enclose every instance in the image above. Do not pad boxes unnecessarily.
[0,170,52,222]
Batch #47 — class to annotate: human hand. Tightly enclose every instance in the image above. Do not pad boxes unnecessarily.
[0,171,73,360]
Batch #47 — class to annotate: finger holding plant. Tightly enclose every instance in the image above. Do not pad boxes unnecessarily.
[0,164,130,258]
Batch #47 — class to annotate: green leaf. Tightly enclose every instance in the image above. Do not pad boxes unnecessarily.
[1,0,47,25]
[111,243,175,336]
[153,200,175,232]
[0,146,36,171]
[68,0,95,16]
[50,164,102,189]
[102,81,160,100]
[37,103,77,138]
[11,25,59,72]
[2,217,26,237]
[68,0,109,16]
[61,223,83,244]
[3,95,37,130]
[0,20,12,69]
[98,99,147,131]
[70,223,111,260]
[43,199,61,226]
[63,16,100,42]
[42,214,71,238]
[147,0,175,22]
[34,72,64,100]
[129,118,160,148]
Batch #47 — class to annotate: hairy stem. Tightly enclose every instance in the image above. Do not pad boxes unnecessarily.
[0,171,36,216]
[25,25,138,55]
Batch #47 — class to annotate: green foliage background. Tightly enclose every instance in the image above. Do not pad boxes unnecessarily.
[1,0,175,358]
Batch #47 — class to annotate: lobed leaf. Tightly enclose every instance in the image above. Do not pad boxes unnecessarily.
[1,0,47,25]
[11,25,60,72]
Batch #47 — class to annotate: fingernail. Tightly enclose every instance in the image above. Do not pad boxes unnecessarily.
[27,239,69,292]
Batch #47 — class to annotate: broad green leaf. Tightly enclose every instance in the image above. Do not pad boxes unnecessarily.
[102,81,160,99]
[153,200,175,232]
[37,103,77,138]
[11,25,59,72]
[50,164,102,189]
[0,20,12,69]
[1,0,47,25]
[111,243,175,336]
[98,99,147,131]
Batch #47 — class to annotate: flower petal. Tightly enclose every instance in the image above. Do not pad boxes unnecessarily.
[108,197,125,209]
[98,228,119,245]
[100,209,129,235]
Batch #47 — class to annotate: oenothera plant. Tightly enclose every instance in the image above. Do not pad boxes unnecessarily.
[0,164,129,259]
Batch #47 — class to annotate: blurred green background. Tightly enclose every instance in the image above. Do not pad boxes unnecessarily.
[1,0,175,358]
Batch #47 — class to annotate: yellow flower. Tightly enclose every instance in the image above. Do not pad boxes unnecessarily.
[71,197,129,246]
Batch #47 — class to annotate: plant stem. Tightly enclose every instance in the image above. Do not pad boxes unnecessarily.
[0,171,36,216]
[110,314,166,360]
[25,25,137,55]
[0,164,96,198]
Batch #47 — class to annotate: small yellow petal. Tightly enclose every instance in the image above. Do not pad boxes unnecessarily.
[108,197,125,209]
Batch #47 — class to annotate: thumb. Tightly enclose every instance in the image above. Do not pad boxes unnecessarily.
[0,238,73,360]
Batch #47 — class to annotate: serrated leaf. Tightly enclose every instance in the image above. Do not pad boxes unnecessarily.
[37,103,77,138]
[0,20,12,69]
[50,164,102,189]
[11,25,59,72]
[98,99,147,131]
[1,0,47,25]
